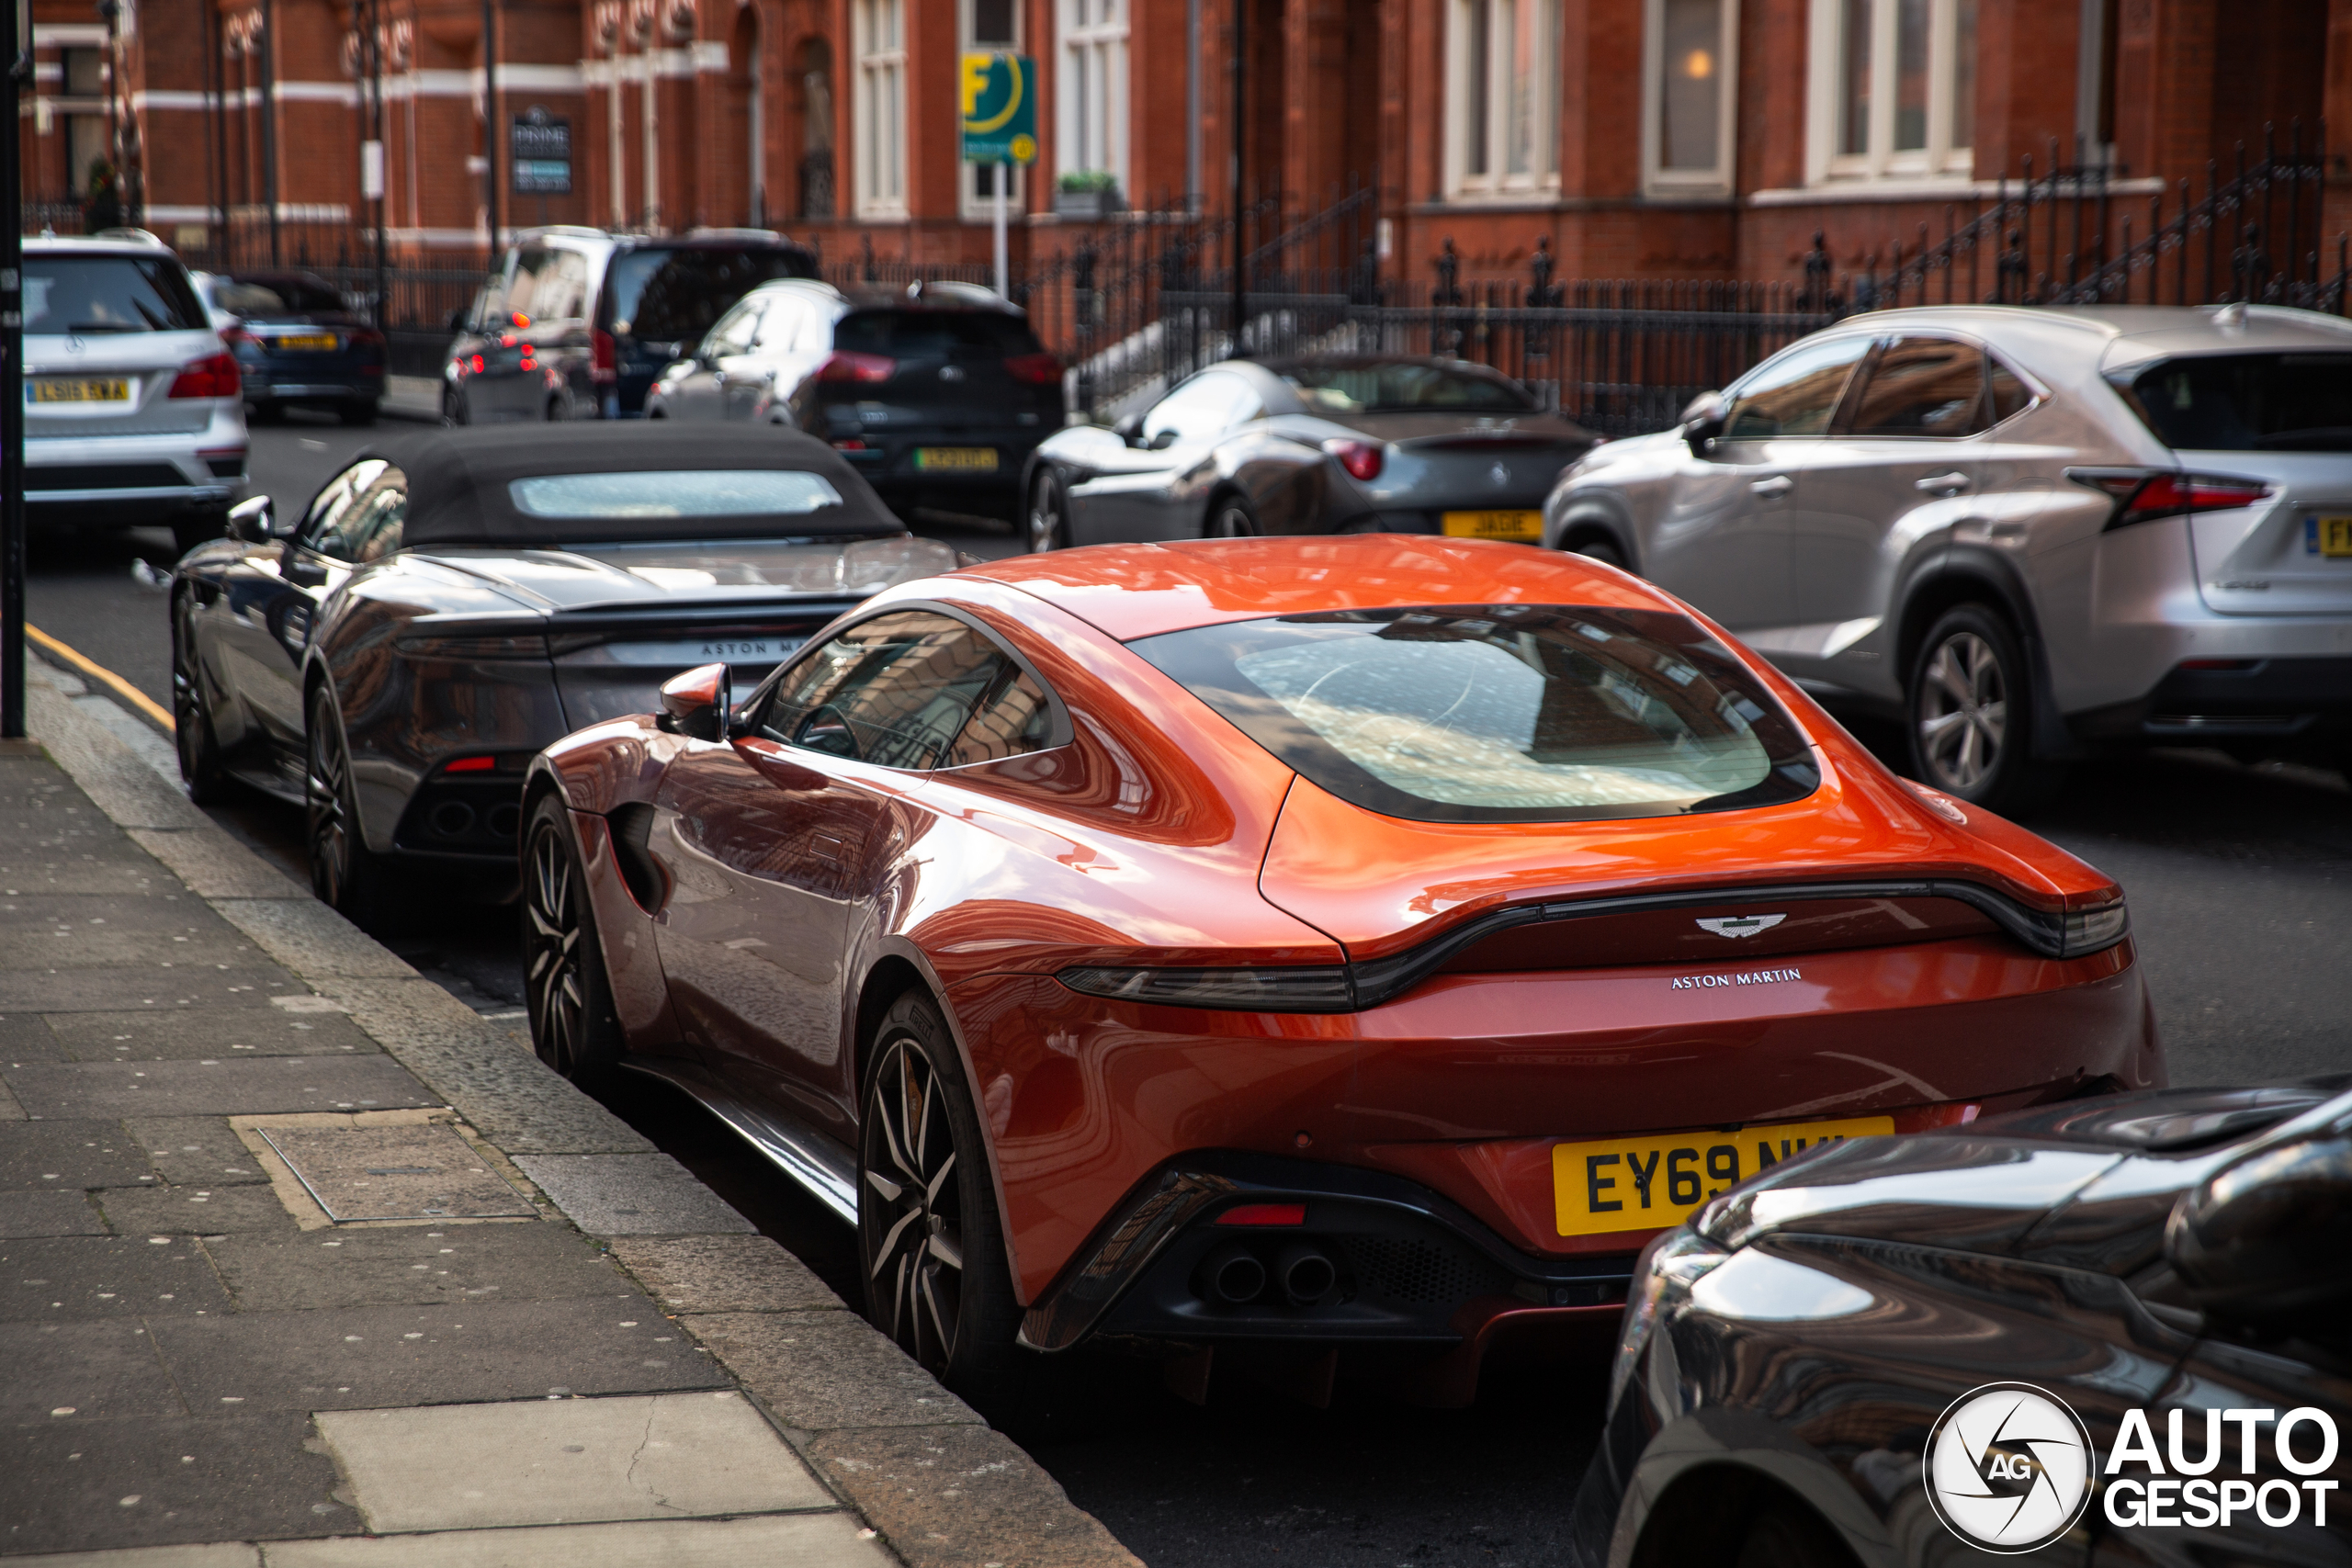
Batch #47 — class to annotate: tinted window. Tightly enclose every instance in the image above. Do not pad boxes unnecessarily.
[302,459,389,548]
[606,247,819,344]
[1846,336,1988,437]
[311,464,406,562]
[216,275,345,315]
[508,470,843,518]
[24,255,206,333]
[1721,335,1871,439]
[2110,353,2352,453]
[758,612,1012,771]
[948,668,1056,766]
[1132,605,1821,824]
[1281,362,1534,412]
[831,310,1045,356]
[1989,357,2034,423]
[704,299,765,356]
[1143,372,1259,445]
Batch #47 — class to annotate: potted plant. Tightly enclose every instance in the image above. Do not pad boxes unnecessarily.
[1055,171,1125,220]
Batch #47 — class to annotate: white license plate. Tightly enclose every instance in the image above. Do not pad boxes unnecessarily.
[598,637,807,667]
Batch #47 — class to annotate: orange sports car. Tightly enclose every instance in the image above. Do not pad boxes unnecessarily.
[523,536,2161,1407]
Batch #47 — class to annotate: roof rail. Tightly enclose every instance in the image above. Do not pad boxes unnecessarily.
[684,226,788,243]
[93,227,170,247]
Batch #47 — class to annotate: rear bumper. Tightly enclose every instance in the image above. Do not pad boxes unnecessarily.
[26,423,246,521]
[1331,492,1559,536]
[2069,654,2352,746]
[835,438,1042,494]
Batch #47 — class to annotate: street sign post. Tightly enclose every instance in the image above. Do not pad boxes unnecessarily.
[511,107,571,195]
[959,51,1035,300]
[3,0,28,741]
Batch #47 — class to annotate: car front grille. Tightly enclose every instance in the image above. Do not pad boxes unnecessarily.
[27,463,189,491]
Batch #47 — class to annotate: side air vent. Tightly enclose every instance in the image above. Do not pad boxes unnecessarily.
[607,802,666,913]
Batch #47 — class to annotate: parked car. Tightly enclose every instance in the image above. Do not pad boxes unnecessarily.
[22,232,246,555]
[195,269,387,426]
[645,278,1065,521]
[1543,304,2352,813]
[166,424,956,920]
[1023,355,1598,553]
[523,533,2157,1416]
[1575,1076,2352,1566]
[441,227,819,423]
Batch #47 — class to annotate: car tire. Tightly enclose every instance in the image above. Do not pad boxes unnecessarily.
[171,513,225,558]
[305,682,399,926]
[1730,1499,1858,1568]
[521,793,625,1092]
[1027,471,1070,553]
[1566,533,1629,571]
[170,592,231,806]
[441,388,469,427]
[247,401,284,427]
[1205,493,1260,538]
[340,400,379,426]
[1905,604,2065,816]
[545,395,566,423]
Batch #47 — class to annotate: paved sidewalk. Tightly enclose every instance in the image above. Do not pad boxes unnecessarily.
[2,661,1138,1568]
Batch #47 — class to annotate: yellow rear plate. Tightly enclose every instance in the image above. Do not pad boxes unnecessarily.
[275,333,339,353]
[30,378,130,403]
[914,446,999,473]
[1442,509,1542,542]
[2314,515,2352,558]
[1551,1114,1895,1236]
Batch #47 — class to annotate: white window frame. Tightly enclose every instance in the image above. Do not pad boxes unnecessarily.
[1807,0,1973,186]
[1641,0,1738,197]
[1055,0,1128,199]
[961,0,1030,221]
[1444,0,1560,201]
[853,0,907,219]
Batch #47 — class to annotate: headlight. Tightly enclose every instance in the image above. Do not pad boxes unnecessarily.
[1606,1228,1728,1416]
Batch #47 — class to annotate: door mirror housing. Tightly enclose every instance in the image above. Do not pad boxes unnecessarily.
[227,494,287,543]
[1111,411,1145,446]
[446,307,471,334]
[657,662,732,742]
[1680,390,1728,456]
[2166,1128,2352,1340]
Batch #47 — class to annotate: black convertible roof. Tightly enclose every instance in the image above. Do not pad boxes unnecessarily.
[356,424,904,547]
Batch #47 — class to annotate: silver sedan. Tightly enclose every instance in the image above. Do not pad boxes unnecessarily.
[1543,304,2352,812]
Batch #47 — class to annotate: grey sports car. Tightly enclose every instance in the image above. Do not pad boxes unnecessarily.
[1022,355,1599,553]
[167,424,953,919]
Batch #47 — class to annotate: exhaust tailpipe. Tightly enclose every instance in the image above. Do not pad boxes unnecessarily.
[1277,1244,1337,1306]
[1198,1245,1268,1306]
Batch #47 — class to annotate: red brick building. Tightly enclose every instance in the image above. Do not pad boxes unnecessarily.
[17,0,2352,290]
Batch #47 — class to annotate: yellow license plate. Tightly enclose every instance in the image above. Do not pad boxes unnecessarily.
[275,333,338,353]
[30,378,130,403]
[914,447,998,473]
[1442,509,1542,542]
[1550,1114,1895,1237]
[2315,516,2352,558]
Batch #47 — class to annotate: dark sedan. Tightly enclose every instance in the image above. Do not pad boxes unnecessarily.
[198,270,386,424]
[1023,355,1599,551]
[167,424,956,921]
[1575,1077,2352,1566]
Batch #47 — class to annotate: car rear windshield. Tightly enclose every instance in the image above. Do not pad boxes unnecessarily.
[1131,605,1821,824]
[509,469,844,518]
[606,247,817,344]
[831,310,1045,357]
[2109,353,2352,453]
[1280,362,1534,413]
[215,276,345,316]
[25,255,206,333]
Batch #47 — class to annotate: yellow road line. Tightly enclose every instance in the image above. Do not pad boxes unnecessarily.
[25,624,177,734]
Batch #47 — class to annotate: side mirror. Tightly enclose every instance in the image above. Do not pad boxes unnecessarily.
[446,307,470,334]
[657,662,732,742]
[1111,411,1145,446]
[227,494,283,543]
[1680,390,1728,456]
[1148,428,1182,451]
[2167,1128,2352,1339]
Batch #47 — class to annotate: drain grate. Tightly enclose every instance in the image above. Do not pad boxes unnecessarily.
[257,1124,536,1222]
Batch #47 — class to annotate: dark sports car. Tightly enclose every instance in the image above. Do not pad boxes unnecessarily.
[167,424,953,919]
[1575,1077,2352,1566]
[1021,355,1598,552]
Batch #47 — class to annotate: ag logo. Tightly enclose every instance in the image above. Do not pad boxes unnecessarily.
[1694,914,1784,939]
[1925,1382,2097,1553]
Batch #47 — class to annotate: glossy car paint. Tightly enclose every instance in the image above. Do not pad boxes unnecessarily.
[532,536,2159,1368]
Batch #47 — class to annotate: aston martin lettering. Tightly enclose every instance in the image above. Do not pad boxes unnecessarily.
[1670,967,1803,989]
[1696,914,1785,938]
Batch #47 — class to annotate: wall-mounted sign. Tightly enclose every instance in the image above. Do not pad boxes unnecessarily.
[959,52,1036,164]
[511,107,571,195]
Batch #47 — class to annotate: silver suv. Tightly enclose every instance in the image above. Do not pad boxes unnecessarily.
[1543,304,2352,812]
[24,233,248,555]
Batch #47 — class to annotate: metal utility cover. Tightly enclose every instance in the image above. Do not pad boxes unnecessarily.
[258,1124,536,1222]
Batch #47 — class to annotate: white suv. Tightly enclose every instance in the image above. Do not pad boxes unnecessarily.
[24,233,247,554]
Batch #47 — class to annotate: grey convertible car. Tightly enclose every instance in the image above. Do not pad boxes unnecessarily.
[1023,355,1598,553]
[167,424,953,919]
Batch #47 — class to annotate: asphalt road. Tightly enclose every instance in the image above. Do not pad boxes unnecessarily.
[26,419,2352,1567]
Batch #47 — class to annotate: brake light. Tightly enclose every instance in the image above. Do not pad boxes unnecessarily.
[591,328,617,385]
[444,755,496,773]
[1216,1203,1306,1227]
[348,326,385,349]
[1322,438,1385,482]
[817,351,897,385]
[831,438,868,450]
[1003,352,1062,385]
[2071,468,2271,530]
[168,352,241,400]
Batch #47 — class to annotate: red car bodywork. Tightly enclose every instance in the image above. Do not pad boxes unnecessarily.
[530,536,2161,1389]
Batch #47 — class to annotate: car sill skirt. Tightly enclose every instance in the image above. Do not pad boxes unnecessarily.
[618,1055,859,1223]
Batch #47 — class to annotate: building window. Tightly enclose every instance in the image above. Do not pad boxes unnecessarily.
[964,0,1029,219]
[1643,0,1736,195]
[1814,0,1975,183]
[1447,0,1559,198]
[854,0,906,217]
[1056,0,1126,198]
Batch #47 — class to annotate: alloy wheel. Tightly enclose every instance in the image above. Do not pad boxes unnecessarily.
[171,602,214,787]
[1026,479,1066,553]
[305,698,355,908]
[1207,503,1258,538]
[524,822,585,1077]
[861,1037,966,1373]
[1915,630,2007,793]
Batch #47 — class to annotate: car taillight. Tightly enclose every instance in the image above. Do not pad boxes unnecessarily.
[1003,352,1062,385]
[348,326,385,349]
[222,326,260,352]
[591,328,617,385]
[817,351,897,385]
[1322,438,1385,482]
[2070,468,2271,530]
[168,352,242,400]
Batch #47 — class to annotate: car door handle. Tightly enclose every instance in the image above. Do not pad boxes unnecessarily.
[1749,475,1794,499]
[1915,471,1972,495]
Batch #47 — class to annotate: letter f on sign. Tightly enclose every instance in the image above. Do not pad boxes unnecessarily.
[961,54,990,117]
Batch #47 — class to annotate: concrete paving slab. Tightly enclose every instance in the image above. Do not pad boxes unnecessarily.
[0,1014,72,1063]
[317,1390,831,1532]
[3,1545,260,1567]
[808,1424,1145,1568]
[0,1122,157,1190]
[257,1126,532,1223]
[128,827,308,900]
[0,1414,348,1557]
[0,1236,235,1320]
[6,1057,440,1120]
[0,1078,23,1120]
[0,1190,109,1237]
[148,1297,726,1414]
[0,1319,189,1420]
[210,903,420,983]
[684,1312,983,1432]
[94,1184,304,1238]
[260,1513,896,1568]
[0,858,166,897]
[0,970,300,1015]
[125,1120,274,1187]
[609,1235,848,1314]
[205,1224,623,1314]
[511,1154,754,1237]
[21,684,208,834]
[0,929,265,972]
[51,1010,382,1062]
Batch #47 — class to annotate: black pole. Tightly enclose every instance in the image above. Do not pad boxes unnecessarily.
[481,0,500,248]
[260,0,280,264]
[3,0,27,740]
[1228,0,1244,346]
[369,0,387,329]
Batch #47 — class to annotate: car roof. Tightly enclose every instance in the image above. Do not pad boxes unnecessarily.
[956,536,1681,642]
[24,233,187,258]
[1834,302,2352,372]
